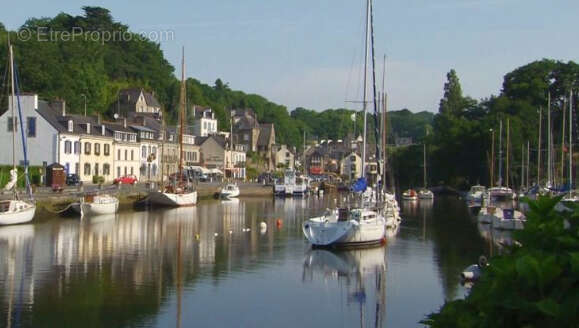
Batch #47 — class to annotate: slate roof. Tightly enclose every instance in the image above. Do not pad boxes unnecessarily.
[257,123,274,147]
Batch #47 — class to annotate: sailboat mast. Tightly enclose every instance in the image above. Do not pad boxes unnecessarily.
[381,55,387,193]
[537,106,542,185]
[548,92,551,185]
[521,144,524,189]
[369,0,382,199]
[423,142,427,188]
[498,120,503,186]
[570,90,573,190]
[561,97,566,188]
[178,47,186,183]
[9,45,15,172]
[506,118,510,188]
[361,0,370,178]
[527,140,530,190]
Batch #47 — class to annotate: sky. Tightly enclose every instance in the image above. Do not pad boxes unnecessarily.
[2,0,579,113]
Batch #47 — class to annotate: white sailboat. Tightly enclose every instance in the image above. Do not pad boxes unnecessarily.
[0,43,36,226]
[303,0,386,247]
[148,47,197,207]
[71,194,119,217]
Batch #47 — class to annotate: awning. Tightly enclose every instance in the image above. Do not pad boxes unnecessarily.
[209,168,223,175]
[186,166,210,174]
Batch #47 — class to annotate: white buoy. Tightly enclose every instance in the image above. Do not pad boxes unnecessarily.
[214,232,218,237]
[229,230,233,234]
[260,222,267,229]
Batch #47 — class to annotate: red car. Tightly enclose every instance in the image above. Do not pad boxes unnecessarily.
[113,175,138,185]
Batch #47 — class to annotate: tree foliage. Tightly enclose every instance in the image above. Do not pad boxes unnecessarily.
[423,197,579,327]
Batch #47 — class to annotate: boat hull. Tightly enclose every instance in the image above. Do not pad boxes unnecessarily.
[148,191,198,207]
[220,189,240,199]
[79,200,118,216]
[302,218,385,247]
[0,201,36,225]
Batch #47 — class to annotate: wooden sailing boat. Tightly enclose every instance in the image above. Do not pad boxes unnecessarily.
[0,42,36,225]
[147,47,198,207]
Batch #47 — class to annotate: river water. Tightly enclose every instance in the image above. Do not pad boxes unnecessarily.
[0,196,493,328]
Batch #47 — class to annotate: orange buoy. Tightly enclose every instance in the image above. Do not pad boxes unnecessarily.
[276,219,283,228]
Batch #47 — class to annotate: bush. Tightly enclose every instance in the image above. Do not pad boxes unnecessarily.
[423,196,579,327]
[92,175,105,184]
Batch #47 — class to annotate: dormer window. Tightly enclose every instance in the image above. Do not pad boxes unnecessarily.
[68,120,73,132]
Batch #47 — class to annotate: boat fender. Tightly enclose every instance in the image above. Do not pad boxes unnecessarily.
[260,222,267,230]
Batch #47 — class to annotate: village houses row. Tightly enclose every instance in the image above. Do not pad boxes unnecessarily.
[0,89,296,184]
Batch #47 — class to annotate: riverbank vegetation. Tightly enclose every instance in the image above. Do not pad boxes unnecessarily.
[423,197,579,327]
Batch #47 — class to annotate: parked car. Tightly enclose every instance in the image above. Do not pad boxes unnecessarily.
[113,175,138,185]
[66,174,80,186]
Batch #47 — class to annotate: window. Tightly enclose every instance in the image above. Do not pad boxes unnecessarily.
[84,163,91,176]
[74,141,80,154]
[192,152,197,162]
[117,166,121,178]
[152,147,157,155]
[104,144,110,156]
[130,167,134,175]
[142,146,147,158]
[131,150,134,160]
[27,117,36,137]
[124,150,128,160]
[244,134,249,141]
[7,117,17,132]
[124,167,127,176]
[64,141,72,154]
[94,143,100,155]
[75,163,79,174]
[117,149,121,160]
[103,164,110,175]
[94,163,99,176]
[84,142,91,155]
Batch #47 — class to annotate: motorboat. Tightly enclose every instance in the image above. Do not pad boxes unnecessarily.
[294,176,309,196]
[487,186,515,201]
[302,207,386,247]
[274,169,297,197]
[219,183,240,199]
[72,194,119,217]
[491,208,526,230]
[418,189,434,200]
[466,185,486,203]
[402,189,418,201]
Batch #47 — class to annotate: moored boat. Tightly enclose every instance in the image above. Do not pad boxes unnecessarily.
[219,183,240,199]
[402,189,418,201]
[72,194,119,217]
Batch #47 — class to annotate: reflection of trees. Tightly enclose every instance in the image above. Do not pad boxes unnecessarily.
[0,198,303,328]
[427,197,488,300]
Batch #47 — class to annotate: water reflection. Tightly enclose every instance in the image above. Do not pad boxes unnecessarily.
[303,247,387,328]
[0,196,492,327]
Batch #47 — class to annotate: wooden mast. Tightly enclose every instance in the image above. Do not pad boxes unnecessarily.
[178,47,186,185]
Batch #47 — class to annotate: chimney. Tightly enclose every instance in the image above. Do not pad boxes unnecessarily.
[61,100,66,116]
[101,125,105,136]
[123,118,127,128]
[97,113,101,125]
[86,123,91,134]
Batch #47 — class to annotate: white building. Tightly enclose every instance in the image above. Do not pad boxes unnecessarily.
[0,94,59,167]
[107,122,140,180]
[132,125,160,181]
[192,106,218,137]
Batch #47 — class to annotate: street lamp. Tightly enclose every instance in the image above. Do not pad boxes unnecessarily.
[80,94,87,117]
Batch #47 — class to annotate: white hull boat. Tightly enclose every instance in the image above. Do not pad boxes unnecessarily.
[72,194,119,217]
[402,189,418,201]
[418,189,434,200]
[491,208,526,230]
[0,200,36,225]
[219,184,240,199]
[466,185,486,203]
[148,190,198,207]
[477,206,496,224]
[302,208,386,247]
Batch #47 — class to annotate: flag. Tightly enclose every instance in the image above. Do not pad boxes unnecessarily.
[351,113,356,122]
